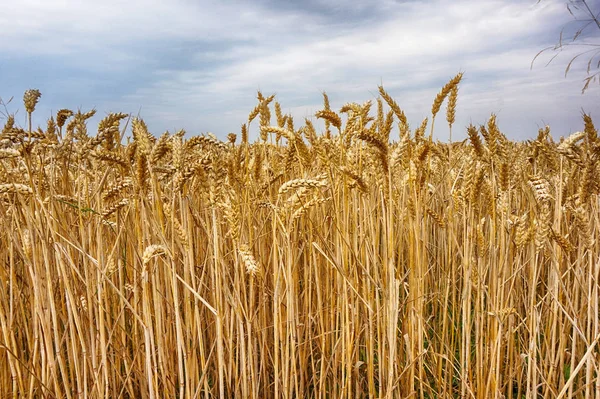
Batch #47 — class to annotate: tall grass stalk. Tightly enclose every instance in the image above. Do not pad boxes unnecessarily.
[0,81,598,398]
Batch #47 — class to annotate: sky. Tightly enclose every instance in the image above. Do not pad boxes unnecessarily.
[0,0,598,142]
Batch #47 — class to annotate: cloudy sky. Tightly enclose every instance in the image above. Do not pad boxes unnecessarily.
[0,0,598,141]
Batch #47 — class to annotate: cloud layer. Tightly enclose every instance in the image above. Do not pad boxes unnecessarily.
[1,0,597,141]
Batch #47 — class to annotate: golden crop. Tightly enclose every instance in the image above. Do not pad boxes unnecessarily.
[0,76,598,398]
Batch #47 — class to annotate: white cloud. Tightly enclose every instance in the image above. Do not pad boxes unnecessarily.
[1,0,597,140]
[0,0,313,53]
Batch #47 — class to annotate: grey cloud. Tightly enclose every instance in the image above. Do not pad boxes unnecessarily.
[1,0,597,141]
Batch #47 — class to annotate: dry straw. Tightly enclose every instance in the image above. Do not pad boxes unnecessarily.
[1,84,598,399]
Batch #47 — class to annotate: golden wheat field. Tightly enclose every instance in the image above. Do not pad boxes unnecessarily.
[0,76,598,398]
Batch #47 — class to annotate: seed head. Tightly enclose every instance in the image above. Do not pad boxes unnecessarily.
[23,89,42,114]
[56,109,74,129]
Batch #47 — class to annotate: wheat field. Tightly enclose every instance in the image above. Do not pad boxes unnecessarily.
[0,77,598,398]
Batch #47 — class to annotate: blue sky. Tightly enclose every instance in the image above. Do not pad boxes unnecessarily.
[0,0,598,141]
